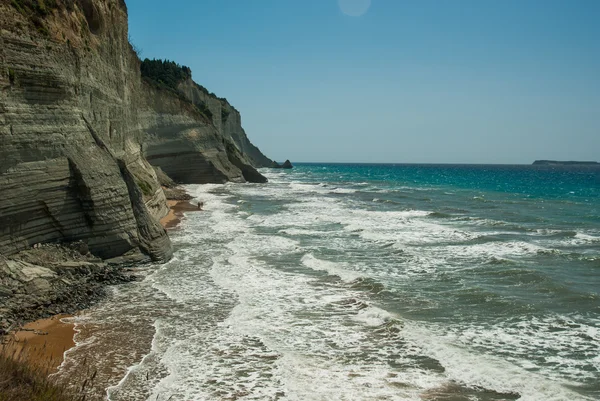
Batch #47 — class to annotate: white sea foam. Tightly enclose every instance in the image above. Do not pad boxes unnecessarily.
[54,172,598,400]
[443,315,600,383]
[403,321,596,401]
[353,304,396,327]
[300,252,361,281]
[277,227,333,237]
[183,179,596,400]
[575,232,600,241]
[106,320,163,400]
[444,240,552,259]
[169,188,443,399]
[329,187,358,194]
[51,315,97,379]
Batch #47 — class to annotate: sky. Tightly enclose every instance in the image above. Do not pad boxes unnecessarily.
[126,0,600,164]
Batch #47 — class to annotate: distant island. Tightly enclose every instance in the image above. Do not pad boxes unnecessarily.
[533,160,599,166]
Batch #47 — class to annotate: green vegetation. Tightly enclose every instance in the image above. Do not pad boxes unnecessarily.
[9,0,83,36]
[192,83,238,113]
[10,0,57,17]
[195,102,213,121]
[8,68,16,85]
[139,59,241,123]
[10,0,59,36]
[221,107,230,123]
[140,59,191,91]
[140,58,216,122]
[136,180,153,196]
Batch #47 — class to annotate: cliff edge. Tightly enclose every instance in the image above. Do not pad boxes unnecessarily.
[0,0,271,262]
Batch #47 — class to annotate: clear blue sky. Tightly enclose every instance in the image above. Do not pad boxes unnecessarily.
[127,0,600,164]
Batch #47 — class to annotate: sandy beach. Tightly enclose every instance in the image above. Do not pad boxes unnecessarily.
[2,315,75,375]
[160,199,203,229]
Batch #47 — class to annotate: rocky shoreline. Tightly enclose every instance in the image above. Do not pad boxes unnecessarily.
[0,0,276,397]
[0,183,199,337]
[0,242,142,336]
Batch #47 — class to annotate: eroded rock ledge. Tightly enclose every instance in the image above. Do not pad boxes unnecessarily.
[0,243,140,334]
[0,0,274,323]
[0,0,272,262]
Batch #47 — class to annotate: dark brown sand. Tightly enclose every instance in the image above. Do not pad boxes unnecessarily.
[2,315,75,374]
[160,200,203,229]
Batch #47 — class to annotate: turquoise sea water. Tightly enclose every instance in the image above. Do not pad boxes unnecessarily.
[58,163,600,400]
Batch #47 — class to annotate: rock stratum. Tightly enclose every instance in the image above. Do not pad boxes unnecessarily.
[0,0,273,327]
[0,0,272,259]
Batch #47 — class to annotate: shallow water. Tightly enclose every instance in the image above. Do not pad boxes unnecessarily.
[56,163,600,400]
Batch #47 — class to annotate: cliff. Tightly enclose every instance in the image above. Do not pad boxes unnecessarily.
[141,76,271,184]
[0,0,271,264]
[176,78,274,169]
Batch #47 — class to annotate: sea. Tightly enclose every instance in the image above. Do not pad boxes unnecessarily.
[54,163,600,401]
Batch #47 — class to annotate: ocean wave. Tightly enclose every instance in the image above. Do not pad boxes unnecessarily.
[371,197,406,205]
[454,216,533,232]
[534,228,577,238]
[301,253,361,282]
[574,232,600,243]
[427,211,453,218]
[353,305,397,327]
[328,187,358,194]
[433,313,600,387]
[403,321,595,401]
[442,240,556,259]
[66,172,598,400]
[485,256,517,267]
[348,277,387,294]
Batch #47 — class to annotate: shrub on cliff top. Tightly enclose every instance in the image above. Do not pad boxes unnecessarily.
[139,58,240,120]
[141,58,215,122]
[140,58,192,91]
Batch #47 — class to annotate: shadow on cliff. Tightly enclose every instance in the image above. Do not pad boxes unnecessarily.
[0,0,272,263]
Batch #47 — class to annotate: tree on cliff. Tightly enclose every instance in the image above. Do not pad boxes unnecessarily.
[140,58,214,121]
[140,59,192,90]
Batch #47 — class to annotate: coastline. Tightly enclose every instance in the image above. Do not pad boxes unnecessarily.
[0,185,198,338]
[2,315,75,375]
[0,187,200,399]
[160,198,203,229]
[0,245,138,399]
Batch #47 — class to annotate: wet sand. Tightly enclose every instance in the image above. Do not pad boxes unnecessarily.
[2,315,75,374]
[160,200,203,229]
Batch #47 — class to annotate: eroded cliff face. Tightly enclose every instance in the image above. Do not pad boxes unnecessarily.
[0,0,172,260]
[177,79,274,168]
[141,77,272,184]
[0,0,271,261]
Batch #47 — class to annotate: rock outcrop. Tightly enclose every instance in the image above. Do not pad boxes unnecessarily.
[0,0,272,264]
[143,76,272,184]
[0,243,139,334]
[177,78,274,169]
[0,0,173,261]
[272,159,294,169]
